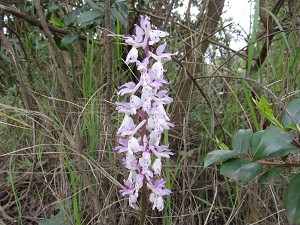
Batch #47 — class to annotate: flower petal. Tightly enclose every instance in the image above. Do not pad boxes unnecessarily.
[156,42,166,55]
[152,158,162,175]
[125,47,138,64]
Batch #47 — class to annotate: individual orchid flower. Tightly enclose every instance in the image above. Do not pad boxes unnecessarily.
[151,61,164,80]
[116,102,132,114]
[115,138,129,153]
[136,57,149,73]
[123,153,139,171]
[153,145,174,158]
[128,136,142,154]
[150,42,174,62]
[148,179,172,197]
[149,30,168,45]
[117,114,136,136]
[116,15,174,212]
[120,180,139,209]
[134,24,145,42]
[152,158,162,175]
[124,36,143,48]
[153,90,173,105]
[129,95,143,114]
[149,192,164,211]
[118,81,139,96]
[125,47,139,64]
[123,154,140,184]
[148,179,172,211]
[139,151,152,176]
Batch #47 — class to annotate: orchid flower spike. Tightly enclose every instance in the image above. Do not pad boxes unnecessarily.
[115,15,174,212]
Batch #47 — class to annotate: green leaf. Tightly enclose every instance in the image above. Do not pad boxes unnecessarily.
[64,9,80,26]
[262,7,292,56]
[115,0,129,14]
[286,173,300,224]
[204,150,240,167]
[61,33,80,46]
[49,17,65,28]
[53,35,68,51]
[232,129,253,153]
[85,0,97,9]
[252,126,293,161]
[77,10,103,26]
[215,137,230,150]
[282,99,300,126]
[253,97,283,128]
[284,124,300,131]
[247,0,259,76]
[259,167,286,184]
[269,144,300,158]
[114,1,129,28]
[48,3,65,12]
[39,200,72,225]
[220,159,263,182]
[96,2,105,11]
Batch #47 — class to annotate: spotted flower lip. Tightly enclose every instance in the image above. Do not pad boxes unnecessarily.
[125,47,139,64]
[116,15,174,212]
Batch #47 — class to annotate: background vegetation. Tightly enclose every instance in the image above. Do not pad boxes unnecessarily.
[0,0,299,224]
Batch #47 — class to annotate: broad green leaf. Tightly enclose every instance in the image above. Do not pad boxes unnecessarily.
[96,2,105,9]
[53,35,68,51]
[259,167,286,184]
[232,129,253,153]
[77,10,103,26]
[220,159,263,182]
[39,200,72,225]
[252,126,292,161]
[64,9,80,26]
[48,3,65,12]
[86,0,97,9]
[114,1,129,28]
[282,99,300,126]
[286,173,300,224]
[270,144,300,158]
[115,0,129,14]
[61,33,80,46]
[204,150,240,167]
[253,97,283,128]
[112,8,127,29]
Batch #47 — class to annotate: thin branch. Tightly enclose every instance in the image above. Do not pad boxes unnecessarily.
[171,55,227,140]
[132,5,248,61]
[0,3,104,45]
[258,160,300,168]
[179,23,233,62]
[252,0,285,72]
[132,7,192,31]
[34,0,101,215]
[0,10,34,111]
[162,0,176,30]
[194,74,300,130]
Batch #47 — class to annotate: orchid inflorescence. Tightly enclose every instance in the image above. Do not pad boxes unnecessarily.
[115,15,174,211]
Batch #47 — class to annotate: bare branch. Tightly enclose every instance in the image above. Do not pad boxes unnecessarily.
[0,3,104,45]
